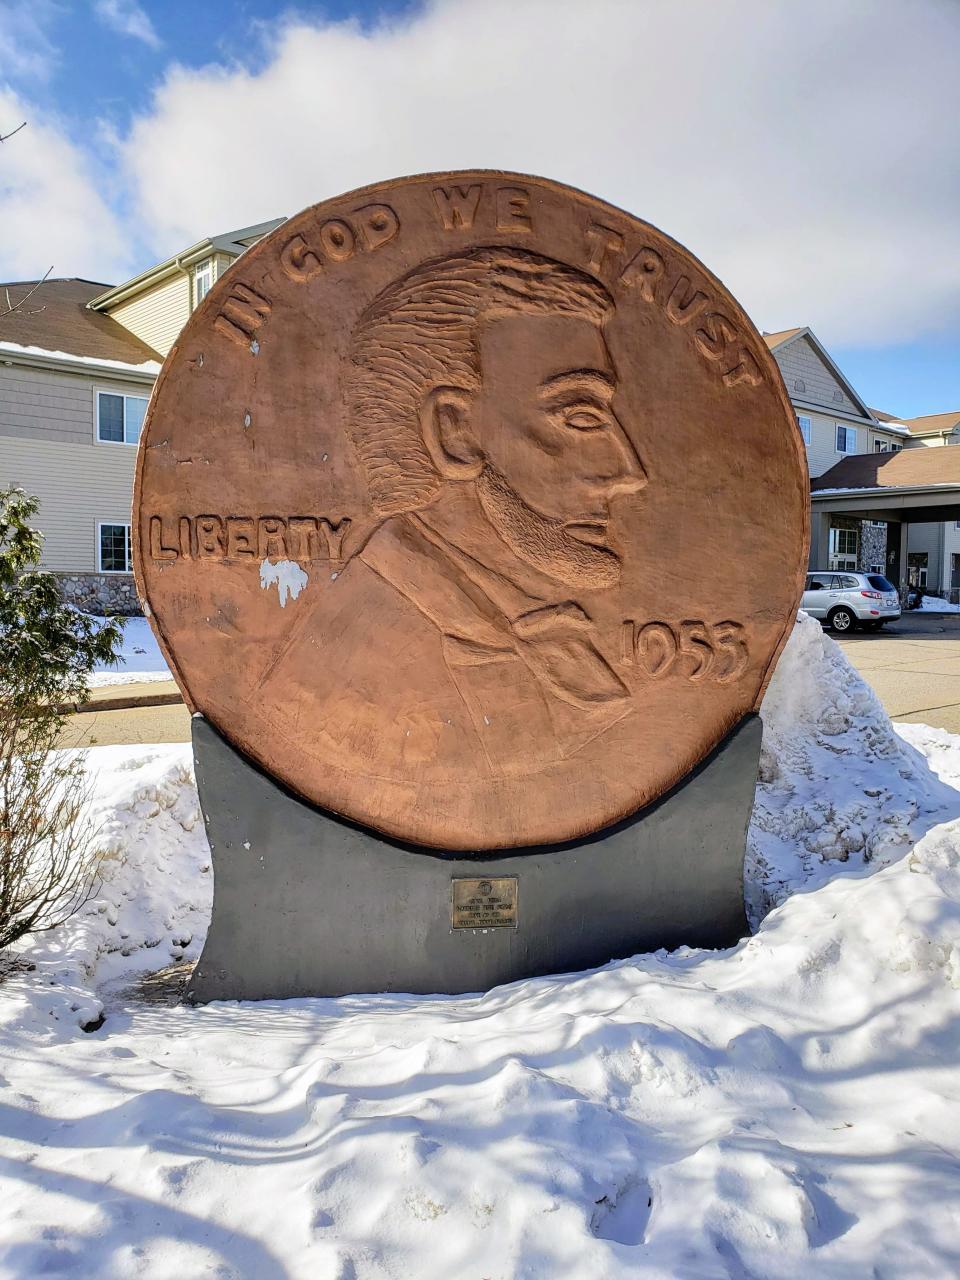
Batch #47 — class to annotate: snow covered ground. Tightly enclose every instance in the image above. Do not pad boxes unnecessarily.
[916,594,960,613]
[87,615,172,687]
[2,613,960,1278]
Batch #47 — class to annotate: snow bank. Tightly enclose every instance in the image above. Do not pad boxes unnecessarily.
[917,594,960,613]
[2,614,960,1278]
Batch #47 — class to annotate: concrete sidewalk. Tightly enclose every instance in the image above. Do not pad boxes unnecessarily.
[57,679,190,747]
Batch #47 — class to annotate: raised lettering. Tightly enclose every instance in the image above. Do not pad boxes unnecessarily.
[722,350,763,389]
[195,515,225,558]
[280,234,323,283]
[496,187,532,232]
[694,312,738,362]
[354,203,400,252]
[226,516,256,559]
[287,517,321,560]
[179,516,193,559]
[257,516,288,559]
[215,283,273,349]
[636,623,677,678]
[318,516,351,562]
[585,223,624,274]
[432,185,482,231]
[149,516,177,561]
[618,247,665,302]
[665,276,709,326]
[318,219,355,263]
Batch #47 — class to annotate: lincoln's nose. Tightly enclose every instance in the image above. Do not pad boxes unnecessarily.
[604,413,647,495]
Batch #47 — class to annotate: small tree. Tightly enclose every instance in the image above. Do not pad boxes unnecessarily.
[0,487,123,950]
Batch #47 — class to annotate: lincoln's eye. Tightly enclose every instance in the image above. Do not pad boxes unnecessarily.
[563,408,606,431]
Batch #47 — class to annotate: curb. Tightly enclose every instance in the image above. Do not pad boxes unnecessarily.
[59,690,185,715]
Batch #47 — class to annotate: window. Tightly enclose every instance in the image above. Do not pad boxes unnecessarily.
[796,414,812,447]
[97,392,147,445]
[98,522,132,573]
[875,439,889,453]
[891,443,902,452]
[829,526,858,571]
[835,529,857,556]
[836,423,858,454]
[194,259,214,305]
[867,575,895,593]
[839,575,860,589]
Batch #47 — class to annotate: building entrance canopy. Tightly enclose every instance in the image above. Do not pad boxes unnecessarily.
[811,449,960,594]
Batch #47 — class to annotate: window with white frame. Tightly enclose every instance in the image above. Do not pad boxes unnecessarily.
[97,391,148,445]
[836,423,858,454]
[194,258,214,306]
[891,443,902,452]
[98,522,132,573]
[875,439,889,453]
[796,414,812,447]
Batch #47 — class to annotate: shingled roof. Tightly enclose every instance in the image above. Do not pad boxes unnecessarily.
[904,411,960,435]
[0,278,161,365]
[812,447,960,492]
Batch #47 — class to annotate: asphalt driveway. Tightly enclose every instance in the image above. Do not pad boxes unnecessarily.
[833,611,960,732]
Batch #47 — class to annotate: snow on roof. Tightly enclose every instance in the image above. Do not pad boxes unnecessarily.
[0,339,160,376]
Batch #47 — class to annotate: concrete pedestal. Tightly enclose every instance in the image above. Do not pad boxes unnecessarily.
[185,714,761,1002]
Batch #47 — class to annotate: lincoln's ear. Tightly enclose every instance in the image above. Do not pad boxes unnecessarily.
[420,386,483,482]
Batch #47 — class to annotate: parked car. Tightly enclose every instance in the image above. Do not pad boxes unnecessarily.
[801,571,901,632]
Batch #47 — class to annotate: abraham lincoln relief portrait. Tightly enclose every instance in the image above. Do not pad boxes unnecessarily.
[254,246,648,780]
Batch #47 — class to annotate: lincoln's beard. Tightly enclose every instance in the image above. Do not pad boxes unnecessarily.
[476,464,621,590]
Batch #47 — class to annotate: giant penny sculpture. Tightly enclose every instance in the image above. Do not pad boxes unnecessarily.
[135,172,808,850]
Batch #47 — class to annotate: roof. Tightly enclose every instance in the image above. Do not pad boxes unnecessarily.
[88,218,286,311]
[761,325,877,423]
[904,411,960,435]
[871,407,905,424]
[762,327,806,350]
[0,278,162,367]
[812,447,960,492]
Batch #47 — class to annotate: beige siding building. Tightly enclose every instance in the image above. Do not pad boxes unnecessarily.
[763,327,909,576]
[0,220,283,613]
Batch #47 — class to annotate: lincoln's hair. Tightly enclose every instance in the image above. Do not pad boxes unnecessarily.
[346,246,614,516]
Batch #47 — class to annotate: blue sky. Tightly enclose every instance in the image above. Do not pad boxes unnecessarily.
[1,0,957,417]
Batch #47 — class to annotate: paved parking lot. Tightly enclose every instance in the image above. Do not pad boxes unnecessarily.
[834,611,960,732]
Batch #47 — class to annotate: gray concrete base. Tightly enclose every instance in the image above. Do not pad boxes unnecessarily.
[185,715,761,1002]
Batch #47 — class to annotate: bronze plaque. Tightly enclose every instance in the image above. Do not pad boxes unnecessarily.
[451,877,519,930]
[134,171,808,851]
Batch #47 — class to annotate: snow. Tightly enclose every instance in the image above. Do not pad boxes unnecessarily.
[916,594,960,613]
[0,339,161,376]
[2,613,960,1277]
[87,615,172,687]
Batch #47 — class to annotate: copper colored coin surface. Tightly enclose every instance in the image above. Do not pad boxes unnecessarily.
[134,171,808,850]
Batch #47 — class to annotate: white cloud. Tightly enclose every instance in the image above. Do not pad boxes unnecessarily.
[93,0,161,49]
[0,88,134,284]
[117,0,960,347]
[0,0,61,81]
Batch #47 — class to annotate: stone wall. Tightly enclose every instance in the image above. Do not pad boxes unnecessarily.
[859,522,888,576]
[55,572,143,617]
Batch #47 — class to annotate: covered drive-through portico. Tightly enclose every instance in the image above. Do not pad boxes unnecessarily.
[810,450,960,598]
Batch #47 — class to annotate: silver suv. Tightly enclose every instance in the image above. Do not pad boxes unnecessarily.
[802,571,901,633]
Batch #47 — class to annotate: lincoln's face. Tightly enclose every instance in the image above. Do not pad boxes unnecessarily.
[426,310,647,590]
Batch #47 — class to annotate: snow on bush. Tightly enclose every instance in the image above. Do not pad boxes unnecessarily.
[2,614,960,1278]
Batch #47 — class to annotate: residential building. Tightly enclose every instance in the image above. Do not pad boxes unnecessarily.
[0,221,283,613]
[763,327,910,576]
[877,410,960,593]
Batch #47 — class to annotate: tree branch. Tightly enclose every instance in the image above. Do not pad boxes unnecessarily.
[1,267,52,320]
[0,122,26,144]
